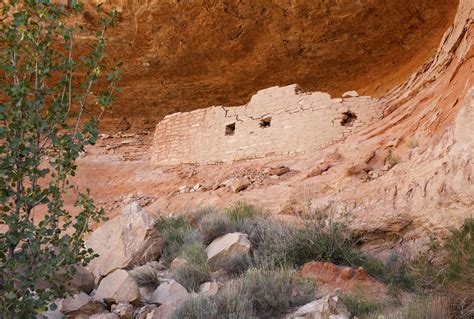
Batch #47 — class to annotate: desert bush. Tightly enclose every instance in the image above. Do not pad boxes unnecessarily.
[364,295,450,319]
[129,262,162,288]
[342,289,384,317]
[0,1,119,316]
[175,242,210,291]
[238,217,295,268]
[173,268,315,319]
[286,221,357,267]
[155,215,202,264]
[217,253,251,276]
[172,296,219,319]
[199,212,236,244]
[224,201,259,222]
[221,268,315,318]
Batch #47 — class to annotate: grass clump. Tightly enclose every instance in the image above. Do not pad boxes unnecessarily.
[175,242,211,291]
[128,262,162,288]
[342,288,384,317]
[155,215,203,264]
[365,295,450,319]
[199,213,236,244]
[172,296,219,319]
[224,201,259,222]
[173,268,315,319]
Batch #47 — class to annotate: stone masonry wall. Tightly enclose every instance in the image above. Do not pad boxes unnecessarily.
[151,85,383,165]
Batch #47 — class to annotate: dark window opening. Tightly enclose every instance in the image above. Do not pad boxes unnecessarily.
[340,111,357,127]
[259,117,272,128]
[225,123,235,136]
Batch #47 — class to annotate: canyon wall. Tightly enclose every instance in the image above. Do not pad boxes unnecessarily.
[81,0,458,130]
[151,85,382,165]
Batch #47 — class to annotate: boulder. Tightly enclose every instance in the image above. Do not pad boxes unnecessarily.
[199,282,219,297]
[286,294,350,319]
[61,292,104,317]
[205,232,251,269]
[342,90,359,98]
[111,303,134,319]
[229,177,251,193]
[94,269,140,304]
[268,166,290,176]
[148,280,190,306]
[70,265,96,294]
[145,304,175,319]
[86,202,163,279]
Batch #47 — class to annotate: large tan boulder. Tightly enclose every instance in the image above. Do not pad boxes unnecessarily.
[205,232,251,269]
[148,280,190,306]
[145,304,175,319]
[60,292,104,317]
[94,269,140,304]
[86,202,163,278]
[286,294,350,319]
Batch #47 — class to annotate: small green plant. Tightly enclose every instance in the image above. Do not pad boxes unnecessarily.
[385,151,400,166]
[0,1,119,316]
[342,288,384,317]
[155,215,199,264]
[129,262,162,288]
[224,201,259,222]
[175,242,210,291]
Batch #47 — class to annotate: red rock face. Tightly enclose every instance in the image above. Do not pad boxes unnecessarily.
[78,0,458,131]
[299,261,388,298]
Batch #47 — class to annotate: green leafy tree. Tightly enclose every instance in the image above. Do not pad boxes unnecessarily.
[0,1,120,317]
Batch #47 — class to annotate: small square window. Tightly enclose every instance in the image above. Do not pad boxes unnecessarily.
[225,123,235,136]
[259,117,272,128]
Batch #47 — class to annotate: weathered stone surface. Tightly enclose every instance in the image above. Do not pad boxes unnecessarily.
[229,177,251,193]
[61,292,104,317]
[111,303,134,319]
[148,280,190,306]
[286,294,350,319]
[86,202,163,278]
[94,269,140,304]
[70,265,95,294]
[205,232,251,269]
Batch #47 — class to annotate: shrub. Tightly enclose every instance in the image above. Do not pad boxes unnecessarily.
[286,221,357,267]
[175,243,210,291]
[173,268,315,319]
[221,268,315,318]
[172,296,219,319]
[365,295,450,319]
[199,213,236,244]
[218,253,251,276]
[0,1,119,316]
[129,262,162,288]
[155,216,201,264]
[238,217,295,268]
[224,201,259,222]
[342,289,384,317]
